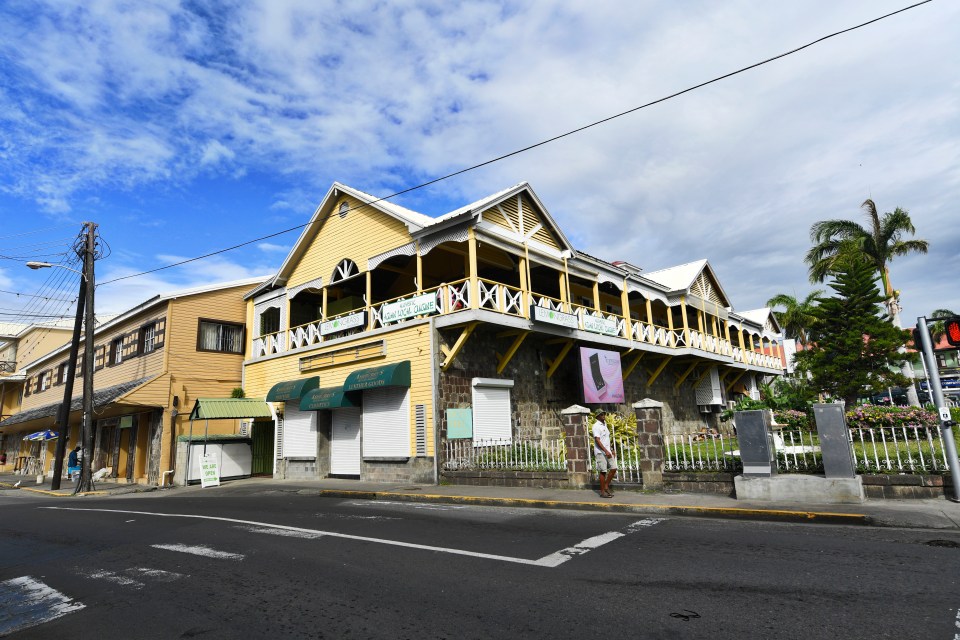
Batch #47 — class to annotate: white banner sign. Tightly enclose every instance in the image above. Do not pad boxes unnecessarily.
[531,305,579,329]
[381,293,437,323]
[582,314,619,336]
[199,453,220,488]
[320,311,366,336]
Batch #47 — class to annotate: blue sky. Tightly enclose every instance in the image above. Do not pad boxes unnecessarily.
[1,0,958,328]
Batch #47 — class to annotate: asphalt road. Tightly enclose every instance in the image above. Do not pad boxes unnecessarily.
[2,486,959,639]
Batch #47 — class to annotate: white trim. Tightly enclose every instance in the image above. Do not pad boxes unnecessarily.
[368,242,417,271]
[472,378,515,389]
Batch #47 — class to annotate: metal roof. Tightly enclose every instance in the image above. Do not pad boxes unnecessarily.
[188,398,273,420]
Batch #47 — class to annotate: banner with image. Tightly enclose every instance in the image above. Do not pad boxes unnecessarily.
[579,347,624,404]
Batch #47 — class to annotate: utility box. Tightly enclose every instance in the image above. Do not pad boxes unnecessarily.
[735,410,777,477]
[813,403,856,479]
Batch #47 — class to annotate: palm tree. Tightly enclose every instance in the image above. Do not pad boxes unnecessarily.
[929,309,958,343]
[805,199,929,317]
[766,290,822,344]
[805,199,929,406]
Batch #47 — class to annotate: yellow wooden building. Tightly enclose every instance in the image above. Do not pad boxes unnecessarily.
[243,182,784,484]
[0,277,266,484]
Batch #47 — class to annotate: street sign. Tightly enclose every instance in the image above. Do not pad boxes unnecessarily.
[940,407,952,422]
[199,453,220,488]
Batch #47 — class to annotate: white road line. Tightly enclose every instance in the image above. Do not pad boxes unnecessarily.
[347,500,467,511]
[83,567,186,589]
[128,568,185,582]
[88,570,144,589]
[626,518,666,532]
[0,576,85,636]
[238,525,325,539]
[151,544,245,560]
[43,507,664,568]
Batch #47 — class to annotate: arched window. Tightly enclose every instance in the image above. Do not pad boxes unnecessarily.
[338,202,350,219]
[331,259,360,283]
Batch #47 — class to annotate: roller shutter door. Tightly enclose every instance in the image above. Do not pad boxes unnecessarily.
[282,407,317,458]
[361,388,410,457]
[331,408,361,475]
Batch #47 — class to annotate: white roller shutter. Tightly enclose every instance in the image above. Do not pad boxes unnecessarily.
[331,408,361,475]
[472,378,513,444]
[282,406,317,457]
[361,388,410,457]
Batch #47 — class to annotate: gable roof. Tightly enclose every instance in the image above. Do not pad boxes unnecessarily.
[738,308,783,335]
[643,259,731,307]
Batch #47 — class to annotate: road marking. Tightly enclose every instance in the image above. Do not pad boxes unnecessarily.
[347,500,467,511]
[44,508,663,568]
[88,570,144,588]
[83,567,186,589]
[626,518,666,532]
[0,576,85,636]
[238,525,325,539]
[129,568,185,582]
[151,544,245,560]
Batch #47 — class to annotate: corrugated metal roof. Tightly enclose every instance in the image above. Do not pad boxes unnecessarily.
[189,398,273,420]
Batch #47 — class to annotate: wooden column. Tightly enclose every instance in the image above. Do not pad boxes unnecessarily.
[416,242,423,294]
[645,299,654,337]
[679,297,690,346]
[620,280,631,339]
[592,281,600,311]
[365,271,373,329]
[667,305,676,347]
[468,228,479,309]
[321,287,328,320]
[518,254,529,317]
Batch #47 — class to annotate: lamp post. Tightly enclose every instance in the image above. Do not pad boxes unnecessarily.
[25,221,97,493]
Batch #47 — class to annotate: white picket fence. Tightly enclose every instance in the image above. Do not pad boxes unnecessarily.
[660,425,951,475]
[442,438,565,472]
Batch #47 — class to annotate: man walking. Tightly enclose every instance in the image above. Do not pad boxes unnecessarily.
[592,411,617,498]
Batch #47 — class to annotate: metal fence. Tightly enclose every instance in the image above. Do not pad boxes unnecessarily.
[662,425,951,476]
[442,438,565,472]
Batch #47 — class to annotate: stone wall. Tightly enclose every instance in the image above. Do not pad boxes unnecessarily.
[362,457,434,483]
[436,325,719,447]
[441,470,568,488]
[861,474,954,499]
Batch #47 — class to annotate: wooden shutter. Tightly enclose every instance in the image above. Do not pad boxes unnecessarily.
[415,404,427,456]
[361,388,410,457]
[95,346,105,370]
[153,318,166,349]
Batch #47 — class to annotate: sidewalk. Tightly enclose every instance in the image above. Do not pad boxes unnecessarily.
[3,473,959,530]
[0,472,156,497]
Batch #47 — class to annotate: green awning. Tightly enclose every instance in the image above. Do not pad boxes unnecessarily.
[265,376,320,402]
[343,361,411,392]
[299,387,359,411]
[189,398,273,420]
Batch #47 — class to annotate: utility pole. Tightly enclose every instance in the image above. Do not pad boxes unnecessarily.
[915,316,960,502]
[75,222,97,493]
[49,261,86,491]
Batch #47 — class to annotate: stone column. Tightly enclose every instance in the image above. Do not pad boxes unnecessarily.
[633,399,665,489]
[561,405,591,489]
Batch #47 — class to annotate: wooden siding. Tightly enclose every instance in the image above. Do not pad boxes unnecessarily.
[14,328,73,370]
[481,194,560,249]
[244,324,434,456]
[286,195,412,289]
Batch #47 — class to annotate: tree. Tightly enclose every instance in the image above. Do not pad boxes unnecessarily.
[929,308,958,343]
[805,199,929,311]
[793,254,910,407]
[766,290,822,344]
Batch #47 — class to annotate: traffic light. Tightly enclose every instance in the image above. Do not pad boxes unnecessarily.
[946,317,960,347]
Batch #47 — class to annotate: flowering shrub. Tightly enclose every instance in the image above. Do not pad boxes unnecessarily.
[773,409,813,432]
[846,404,939,430]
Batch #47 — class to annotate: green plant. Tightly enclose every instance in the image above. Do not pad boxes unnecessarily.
[230,387,245,398]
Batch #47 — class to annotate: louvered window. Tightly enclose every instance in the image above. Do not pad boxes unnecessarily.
[414,404,427,456]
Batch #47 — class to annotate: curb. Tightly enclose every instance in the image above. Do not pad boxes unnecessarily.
[0,480,152,498]
[306,489,871,526]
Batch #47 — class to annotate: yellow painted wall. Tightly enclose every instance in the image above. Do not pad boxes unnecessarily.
[244,323,434,456]
[286,195,412,289]
[14,327,73,370]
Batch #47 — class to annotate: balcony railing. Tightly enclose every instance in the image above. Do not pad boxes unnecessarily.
[0,361,15,375]
[250,277,783,371]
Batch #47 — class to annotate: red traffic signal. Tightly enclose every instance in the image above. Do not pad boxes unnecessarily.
[946,317,960,347]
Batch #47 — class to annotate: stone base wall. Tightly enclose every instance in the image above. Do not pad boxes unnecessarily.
[441,470,568,488]
[862,474,954,499]
[663,472,736,495]
[362,457,434,483]
[279,458,318,480]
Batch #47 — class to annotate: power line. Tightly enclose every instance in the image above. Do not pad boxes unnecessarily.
[94,0,930,286]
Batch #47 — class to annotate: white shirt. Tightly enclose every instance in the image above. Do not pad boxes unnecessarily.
[592,420,612,456]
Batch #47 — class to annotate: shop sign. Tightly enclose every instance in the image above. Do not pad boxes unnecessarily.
[320,311,366,336]
[199,454,220,488]
[381,293,437,323]
[582,314,619,336]
[530,305,579,329]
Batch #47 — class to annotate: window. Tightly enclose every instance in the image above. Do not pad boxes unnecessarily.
[24,376,32,396]
[140,323,157,354]
[259,307,280,336]
[109,337,124,366]
[471,378,514,444]
[55,363,67,385]
[338,201,350,219]
[39,370,52,391]
[197,319,244,354]
[331,259,359,283]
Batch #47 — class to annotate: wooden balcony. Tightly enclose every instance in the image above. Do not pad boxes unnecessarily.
[250,278,783,371]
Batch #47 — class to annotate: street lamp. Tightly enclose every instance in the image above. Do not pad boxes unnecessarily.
[25,248,95,492]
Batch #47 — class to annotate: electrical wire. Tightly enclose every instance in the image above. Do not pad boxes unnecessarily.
[97,0,933,288]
